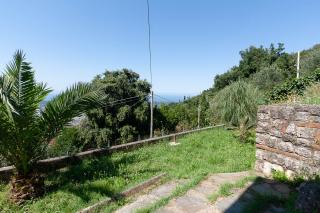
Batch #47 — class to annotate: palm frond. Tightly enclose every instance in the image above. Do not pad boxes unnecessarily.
[1,50,51,125]
[0,50,52,174]
[0,74,16,122]
[40,82,105,140]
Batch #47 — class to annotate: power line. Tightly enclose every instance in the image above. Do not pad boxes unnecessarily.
[107,95,146,105]
[105,94,148,107]
[153,94,177,103]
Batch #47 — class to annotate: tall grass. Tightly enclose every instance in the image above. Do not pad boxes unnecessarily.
[300,83,320,104]
[285,83,320,105]
[211,81,263,127]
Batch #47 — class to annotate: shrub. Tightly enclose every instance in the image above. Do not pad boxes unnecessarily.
[299,83,320,104]
[0,155,8,167]
[211,81,263,127]
[47,128,82,157]
[250,64,290,91]
[269,68,320,101]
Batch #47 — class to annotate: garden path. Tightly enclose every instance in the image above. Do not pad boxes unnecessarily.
[116,171,293,213]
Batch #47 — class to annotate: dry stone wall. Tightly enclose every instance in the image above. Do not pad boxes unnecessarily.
[256,104,320,178]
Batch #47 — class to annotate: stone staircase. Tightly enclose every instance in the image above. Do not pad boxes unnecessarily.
[114,171,292,213]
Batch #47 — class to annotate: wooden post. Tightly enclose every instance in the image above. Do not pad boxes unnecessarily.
[197,103,201,129]
[150,91,153,138]
[297,51,300,79]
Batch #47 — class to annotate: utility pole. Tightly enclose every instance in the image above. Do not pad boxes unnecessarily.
[297,51,300,79]
[146,0,153,138]
[150,90,153,138]
[197,103,201,129]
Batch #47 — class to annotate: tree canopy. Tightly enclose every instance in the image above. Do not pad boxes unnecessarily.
[79,69,151,147]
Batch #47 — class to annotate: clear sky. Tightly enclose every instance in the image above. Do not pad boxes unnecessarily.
[0,0,320,96]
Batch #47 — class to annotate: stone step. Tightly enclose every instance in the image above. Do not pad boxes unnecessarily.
[115,180,186,213]
[156,171,250,213]
[213,178,292,213]
[116,171,292,213]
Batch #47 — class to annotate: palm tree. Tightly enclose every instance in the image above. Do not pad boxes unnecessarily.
[0,50,105,204]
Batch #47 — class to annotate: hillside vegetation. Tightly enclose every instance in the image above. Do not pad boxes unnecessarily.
[1,43,319,164]
[161,43,320,130]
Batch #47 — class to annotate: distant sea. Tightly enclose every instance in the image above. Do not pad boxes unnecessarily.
[154,93,195,104]
[40,93,195,109]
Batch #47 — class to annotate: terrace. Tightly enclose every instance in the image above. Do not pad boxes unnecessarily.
[0,128,255,212]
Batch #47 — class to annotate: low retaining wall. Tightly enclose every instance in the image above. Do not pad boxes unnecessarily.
[77,173,166,213]
[0,125,224,182]
[255,104,320,178]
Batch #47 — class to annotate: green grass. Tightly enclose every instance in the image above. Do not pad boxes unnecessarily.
[0,128,255,213]
[208,175,257,203]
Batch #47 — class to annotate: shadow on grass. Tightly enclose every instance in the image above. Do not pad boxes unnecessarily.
[43,151,161,202]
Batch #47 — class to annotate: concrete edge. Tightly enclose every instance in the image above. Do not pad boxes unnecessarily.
[76,173,167,213]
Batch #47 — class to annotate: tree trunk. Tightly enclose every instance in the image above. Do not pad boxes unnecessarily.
[10,173,44,204]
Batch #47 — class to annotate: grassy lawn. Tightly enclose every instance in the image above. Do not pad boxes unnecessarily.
[0,128,255,213]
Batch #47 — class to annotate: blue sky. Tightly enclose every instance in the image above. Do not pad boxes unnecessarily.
[0,0,320,96]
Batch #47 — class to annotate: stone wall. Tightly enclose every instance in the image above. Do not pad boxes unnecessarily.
[255,104,320,178]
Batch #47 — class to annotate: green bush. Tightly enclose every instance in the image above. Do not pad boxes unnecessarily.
[0,155,8,167]
[300,44,320,76]
[299,83,320,104]
[250,64,290,91]
[211,81,263,127]
[47,128,82,157]
[81,69,151,146]
[269,68,320,101]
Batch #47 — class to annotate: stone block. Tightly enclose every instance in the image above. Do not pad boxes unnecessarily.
[262,161,273,177]
[269,128,282,138]
[293,138,314,146]
[285,170,295,180]
[295,105,312,112]
[257,112,270,120]
[270,107,281,119]
[308,105,320,116]
[295,147,312,158]
[299,165,320,176]
[297,127,315,139]
[296,121,320,129]
[265,136,278,148]
[256,126,265,134]
[261,161,284,177]
[315,130,320,145]
[271,119,285,129]
[255,160,264,172]
[270,164,284,173]
[314,151,320,161]
[311,116,320,123]
[284,157,302,171]
[282,134,296,143]
[267,153,285,166]
[256,149,266,160]
[256,133,268,145]
[256,121,269,133]
[277,141,294,153]
[295,111,310,121]
[285,122,296,135]
[280,106,295,120]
